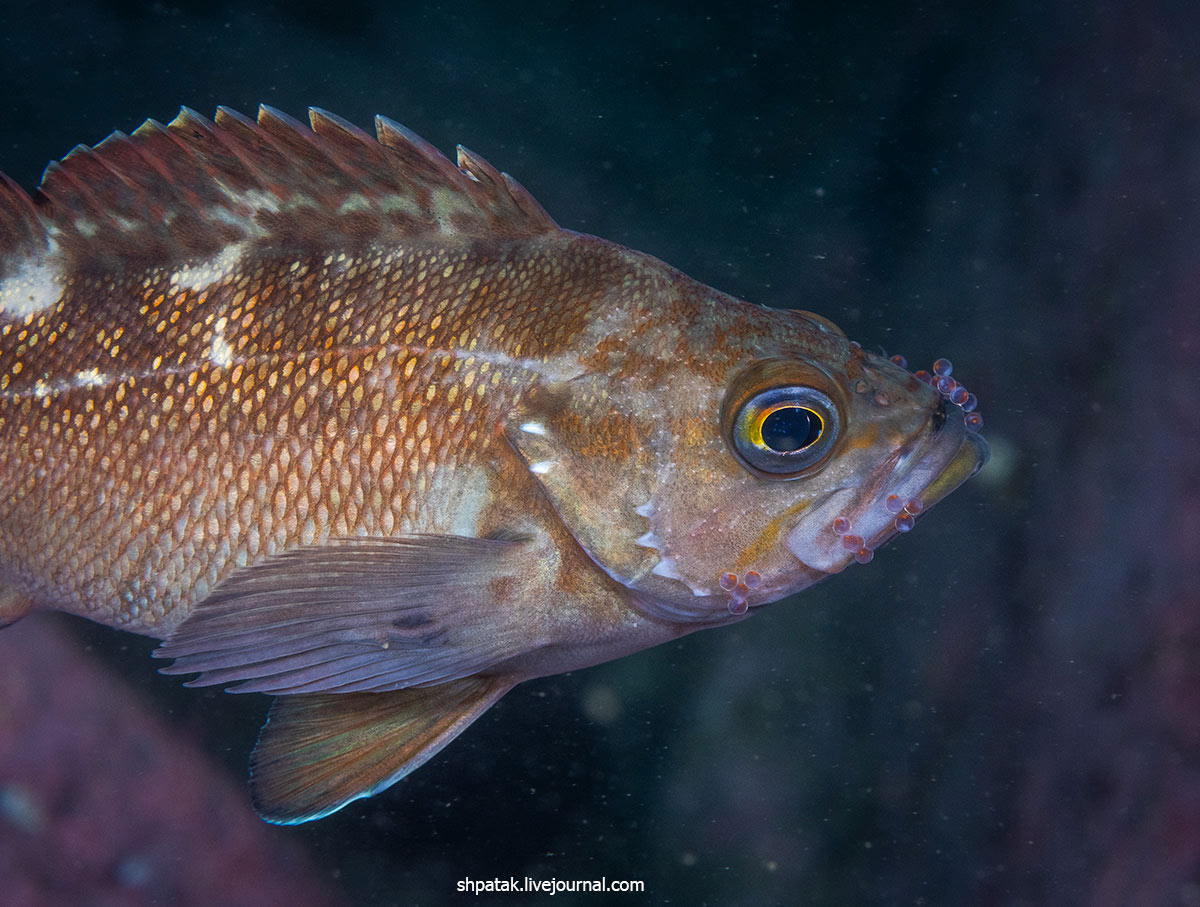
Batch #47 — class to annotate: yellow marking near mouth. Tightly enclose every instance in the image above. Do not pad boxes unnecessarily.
[737,494,814,573]
[844,422,881,451]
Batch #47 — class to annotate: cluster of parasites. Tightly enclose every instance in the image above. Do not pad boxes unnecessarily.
[894,355,984,433]
[829,355,984,570]
[720,570,761,616]
[830,500,921,569]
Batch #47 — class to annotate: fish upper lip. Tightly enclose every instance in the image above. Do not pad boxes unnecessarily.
[859,412,988,549]
[884,404,986,498]
[893,404,963,487]
[784,408,987,573]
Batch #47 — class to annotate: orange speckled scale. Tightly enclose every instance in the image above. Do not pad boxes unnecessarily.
[1,236,608,631]
[0,106,988,823]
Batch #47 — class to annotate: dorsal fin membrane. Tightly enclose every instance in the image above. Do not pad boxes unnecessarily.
[0,172,42,259]
[1,105,560,278]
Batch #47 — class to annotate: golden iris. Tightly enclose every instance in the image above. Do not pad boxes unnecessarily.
[729,385,839,478]
[748,403,824,453]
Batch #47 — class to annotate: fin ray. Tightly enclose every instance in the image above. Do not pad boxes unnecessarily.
[3,105,559,280]
[251,676,513,823]
[155,534,535,695]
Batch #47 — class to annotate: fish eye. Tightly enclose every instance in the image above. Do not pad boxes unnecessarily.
[730,386,840,478]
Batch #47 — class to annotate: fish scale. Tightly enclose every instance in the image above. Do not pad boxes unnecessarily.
[0,105,987,823]
[0,234,616,629]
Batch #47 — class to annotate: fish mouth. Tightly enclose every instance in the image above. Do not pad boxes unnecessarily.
[909,427,989,511]
[881,407,989,517]
[785,405,989,574]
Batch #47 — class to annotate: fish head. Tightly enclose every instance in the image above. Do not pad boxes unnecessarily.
[510,297,989,625]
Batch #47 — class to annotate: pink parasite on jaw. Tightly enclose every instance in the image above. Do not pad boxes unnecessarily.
[824,355,984,565]
[829,497,923,567]
[720,571,763,615]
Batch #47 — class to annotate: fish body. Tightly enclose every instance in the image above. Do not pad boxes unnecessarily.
[0,106,987,822]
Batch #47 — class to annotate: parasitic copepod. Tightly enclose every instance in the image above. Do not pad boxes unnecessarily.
[0,105,988,823]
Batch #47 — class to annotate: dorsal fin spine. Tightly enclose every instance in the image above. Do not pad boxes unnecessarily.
[39,154,113,226]
[0,172,45,258]
[91,133,195,217]
[374,115,471,189]
[2,105,560,279]
[503,171,555,226]
[206,106,287,189]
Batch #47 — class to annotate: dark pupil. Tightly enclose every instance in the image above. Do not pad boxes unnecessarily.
[761,407,822,452]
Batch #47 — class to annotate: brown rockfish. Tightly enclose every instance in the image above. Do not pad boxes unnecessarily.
[0,106,988,823]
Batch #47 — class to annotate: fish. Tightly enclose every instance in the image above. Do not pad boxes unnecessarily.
[0,105,989,824]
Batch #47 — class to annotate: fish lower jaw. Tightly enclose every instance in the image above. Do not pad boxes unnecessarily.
[786,430,989,573]
[784,487,862,574]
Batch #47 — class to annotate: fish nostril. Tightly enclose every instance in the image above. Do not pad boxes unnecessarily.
[930,398,948,433]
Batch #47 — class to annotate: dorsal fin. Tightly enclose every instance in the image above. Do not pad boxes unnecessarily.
[1,105,559,280]
[0,172,47,263]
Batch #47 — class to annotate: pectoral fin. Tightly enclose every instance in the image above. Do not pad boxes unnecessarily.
[154,534,531,694]
[251,675,513,824]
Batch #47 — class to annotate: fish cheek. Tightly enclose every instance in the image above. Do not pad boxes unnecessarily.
[639,423,834,609]
[506,381,659,588]
[638,435,763,589]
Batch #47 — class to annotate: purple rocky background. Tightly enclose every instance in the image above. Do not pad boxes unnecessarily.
[0,617,343,906]
[0,0,1196,904]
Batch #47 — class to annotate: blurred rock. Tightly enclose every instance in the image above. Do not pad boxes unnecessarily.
[0,615,344,907]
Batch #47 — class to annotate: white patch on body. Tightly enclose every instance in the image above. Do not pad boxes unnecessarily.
[448,468,492,537]
[412,464,494,540]
[209,335,233,368]
[519,421,547,436]
[75,368,105,387]
[0,248,64,318]
[208,317,234,368]
[529,460,554,475]
[168,241,248,292]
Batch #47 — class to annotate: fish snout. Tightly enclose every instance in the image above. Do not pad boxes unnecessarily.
[785,414,988,575]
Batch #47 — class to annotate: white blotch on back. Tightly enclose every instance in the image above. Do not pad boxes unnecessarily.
[431,186,479,235]
[519,421,547,436]
[529,460,554,475]
[209,335,233,368]
[169,241,248,292]
[0,248,64,318]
